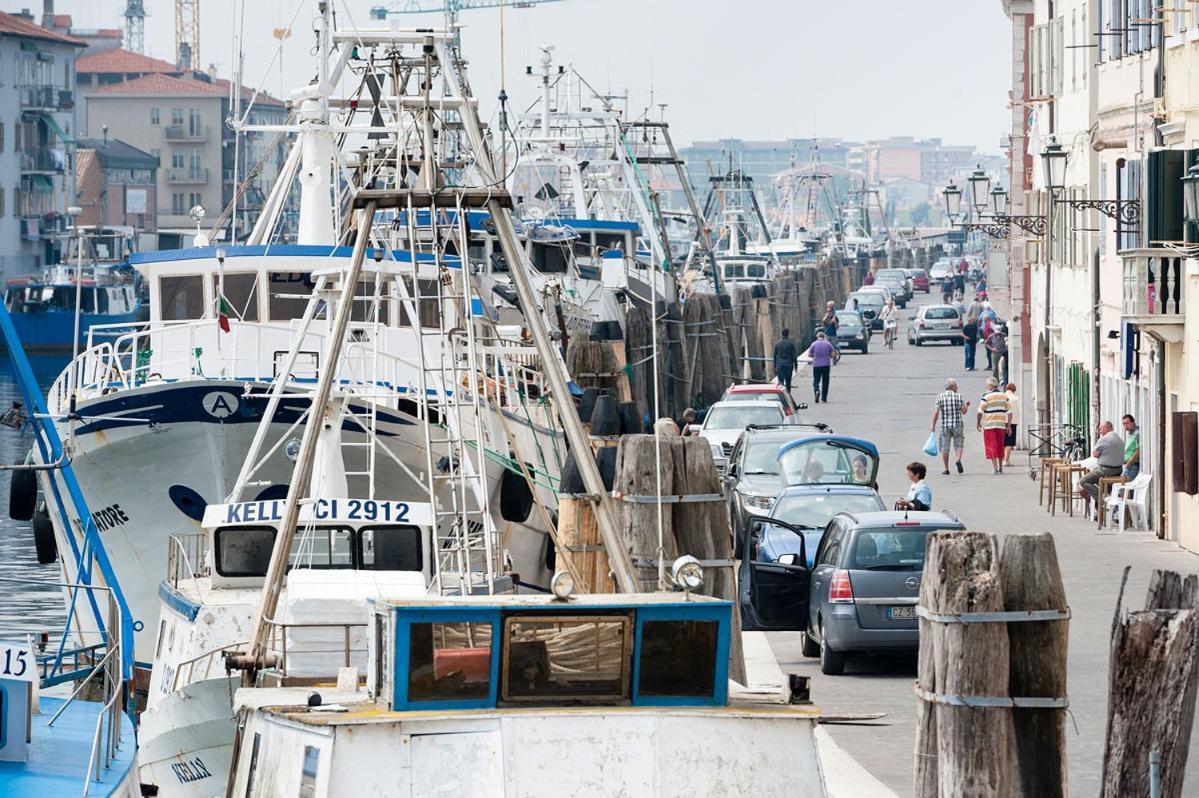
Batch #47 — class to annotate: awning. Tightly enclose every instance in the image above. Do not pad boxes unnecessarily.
[37,112,73,145]
[28,174,53,191]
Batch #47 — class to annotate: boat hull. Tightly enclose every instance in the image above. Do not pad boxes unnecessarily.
[4,309,141,351]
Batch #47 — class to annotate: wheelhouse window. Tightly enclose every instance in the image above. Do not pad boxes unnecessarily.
[746,263,766,279]
[530,241,569,274]
[595,232,626,251]
[214,525,423,576]
[214,526,276,577]
[267,272,316,321]
[289,527,353,569]
[500,614,631,704]
[213,273,260,322]
[160,275,205,320]
[637,620,717,697]
[361,526,422,571]
[408,621,493,701]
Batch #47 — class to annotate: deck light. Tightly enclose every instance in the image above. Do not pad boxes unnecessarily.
[1183,162,1199,226]
[284,438,302,461]
[550,570,575,600]
[967,167,991,213]
[671,555,704,596]
[1040,138,1067,194]
[941,183,962,224]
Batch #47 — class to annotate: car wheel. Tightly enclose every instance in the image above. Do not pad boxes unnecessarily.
[800,630,820,658]
[819,624,846,675]
[915,338,923,347]
[860,341,868,354]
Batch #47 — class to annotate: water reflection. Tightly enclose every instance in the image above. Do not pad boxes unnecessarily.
[0,353,69,638]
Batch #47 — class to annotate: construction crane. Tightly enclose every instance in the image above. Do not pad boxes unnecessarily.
[176,0,199,70]
[122,0,145,54]
[369,0,567,22]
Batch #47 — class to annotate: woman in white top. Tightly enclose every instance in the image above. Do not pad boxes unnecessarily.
[880,298,898,349]
[1004,382,1020,466]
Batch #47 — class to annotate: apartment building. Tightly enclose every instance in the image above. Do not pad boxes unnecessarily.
[0,11,84,278]
[86,73,287,247]
[997,0,1194,544]
[75,46,182,135]
[75,136,158,234]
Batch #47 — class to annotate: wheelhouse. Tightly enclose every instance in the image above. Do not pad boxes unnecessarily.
[368,594,732,711]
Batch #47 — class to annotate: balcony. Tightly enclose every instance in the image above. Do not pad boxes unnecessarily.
[166,168,209,185]
[19,148,62,174]
[165,124,207,142]
[1121,248,1187,343]
[19,85,71,111]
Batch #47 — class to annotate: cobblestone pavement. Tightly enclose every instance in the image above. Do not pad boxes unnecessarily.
[768,291,1199,797]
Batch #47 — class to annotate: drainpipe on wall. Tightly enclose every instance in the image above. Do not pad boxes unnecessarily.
[1156,340,1167,538]
[1092,246,1100,430]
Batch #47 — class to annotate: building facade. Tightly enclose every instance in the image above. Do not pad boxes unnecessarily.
[74,137,158,236]
[86,73,287,247]
[0,11,84,278]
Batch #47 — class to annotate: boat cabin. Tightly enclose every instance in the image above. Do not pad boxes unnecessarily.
[367,593,732,710]
[717,256,776,287]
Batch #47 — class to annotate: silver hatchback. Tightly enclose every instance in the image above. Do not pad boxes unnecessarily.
[907,303,962,346]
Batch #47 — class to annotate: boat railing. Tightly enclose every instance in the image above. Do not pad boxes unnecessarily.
[0,576,127,793]
[167,532,210,593]
[170,640,249,692]
[459,334,549,413]
[263,618,369,684]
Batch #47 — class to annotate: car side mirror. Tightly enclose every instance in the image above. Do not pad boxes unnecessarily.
[778,553,799,566]
[685,424,700,434]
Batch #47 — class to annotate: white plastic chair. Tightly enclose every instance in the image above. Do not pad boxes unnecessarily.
[1105,473,1152,532]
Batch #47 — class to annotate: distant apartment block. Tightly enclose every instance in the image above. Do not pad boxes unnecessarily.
[86,71,287,247]
[0,11,85,278]
[75,137,158,235]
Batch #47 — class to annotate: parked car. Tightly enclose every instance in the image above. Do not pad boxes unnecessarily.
[929,258,953,283]
[907,303,963,346]
[872,273,908,308]
[753,485,886,567]
[874,269,913,304]
[845,291,886,330]
[693,400,787,474]
[723,425,834,555]
[721,383,804,416]
[814,310,869,353]
[905,268,930,293]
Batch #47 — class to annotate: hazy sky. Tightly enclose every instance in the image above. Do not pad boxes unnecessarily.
[54,0,1011,150]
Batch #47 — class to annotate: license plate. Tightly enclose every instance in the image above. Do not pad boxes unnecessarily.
[887,605,917,620]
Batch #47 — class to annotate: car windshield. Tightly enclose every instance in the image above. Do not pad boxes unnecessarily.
[849,528,937,571]
[849,294,883,310]
[772,493,885,528]
[835,312,862,328]
[925,307,959,319]
[878,271,906,280]
[703,405,782,430]
[724,391,784,407]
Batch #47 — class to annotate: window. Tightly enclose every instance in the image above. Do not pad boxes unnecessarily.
[188,149,202,173]
[637,620,718,698]
[361,526,423,571]
[299,745,319,798]
[155,619,166,659]
[189,192,202,209]
[0,188,4,218]
[171,107,183,126]
[849,529,932,571]
[501,615,631,703]
[408,622,493,701]
[150,107,159,125]
[0,121,5,153]
[772,493,887,530]
[530,241,568,274]
[268,272,317,321]
[213,273,259,322]
[188,108,202,136]
[171,193,185,215]
[817,526,843,567]
[171,151,184,169]
[160,274,205,320]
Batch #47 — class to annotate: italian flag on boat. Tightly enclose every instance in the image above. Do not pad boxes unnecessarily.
[218,295,233,332]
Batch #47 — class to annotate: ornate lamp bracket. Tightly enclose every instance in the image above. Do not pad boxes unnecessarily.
[1055,198,1140,226]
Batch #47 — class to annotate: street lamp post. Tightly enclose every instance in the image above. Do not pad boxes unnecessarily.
[968,167,992,214]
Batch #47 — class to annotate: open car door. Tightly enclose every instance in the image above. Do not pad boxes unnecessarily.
[740,517,810,632]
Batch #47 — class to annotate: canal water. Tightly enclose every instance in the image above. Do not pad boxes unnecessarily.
[0,354,70,638]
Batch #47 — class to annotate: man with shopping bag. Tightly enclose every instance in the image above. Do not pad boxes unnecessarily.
[930,378,969,475]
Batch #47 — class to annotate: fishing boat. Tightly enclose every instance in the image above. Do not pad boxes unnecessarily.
[2,228,141,351]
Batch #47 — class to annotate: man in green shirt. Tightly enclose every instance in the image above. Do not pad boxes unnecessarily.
[1121,414,1140,480]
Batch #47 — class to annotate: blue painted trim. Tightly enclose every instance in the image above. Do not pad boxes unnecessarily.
[0,304,132,679]
[157,582,201,622]
[130,244,457,266]
[392,608,499,711]
[777,435,880,459]
[631,604,729,707]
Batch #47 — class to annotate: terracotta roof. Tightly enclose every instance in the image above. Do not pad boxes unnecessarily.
[89,73,286,108]
[0,12,86,46]
[77,47,180,76]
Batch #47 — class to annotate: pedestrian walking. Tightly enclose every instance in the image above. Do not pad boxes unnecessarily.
[952,271,965,297]
[821,301,839,342]
[976,377,1012,475]
[863,270,875,286]
[895,462,932,511]
[931,378,969,475]
[772,328,799,395]
[1003,382,1019,466]
[880,297,898,349]
[1077,420,1124,513]
[985,324,1008,384]
[980,303,998,371]
[962,295,982,371]
[1121,414,1141,480]
[801,331,839,403]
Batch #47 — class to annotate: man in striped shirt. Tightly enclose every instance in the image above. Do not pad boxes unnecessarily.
[976,377,1013,475]
[931,379,969,475]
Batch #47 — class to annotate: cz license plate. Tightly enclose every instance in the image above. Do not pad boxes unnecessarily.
[887,605,917,620]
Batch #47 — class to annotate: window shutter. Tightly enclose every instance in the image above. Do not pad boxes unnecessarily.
[1172,411,1199,495]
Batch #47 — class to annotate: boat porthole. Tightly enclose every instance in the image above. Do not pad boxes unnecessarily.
[168,484,208,521]
[133,620,145,632]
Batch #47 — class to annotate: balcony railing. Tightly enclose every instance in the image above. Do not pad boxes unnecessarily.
[1122,248,1186,318]
[164,124,206,142]
[20,148,62,173]
[166,168,209,184]
[18,85,72,110]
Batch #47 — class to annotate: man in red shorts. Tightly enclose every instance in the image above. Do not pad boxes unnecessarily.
[976,377,1012,475]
